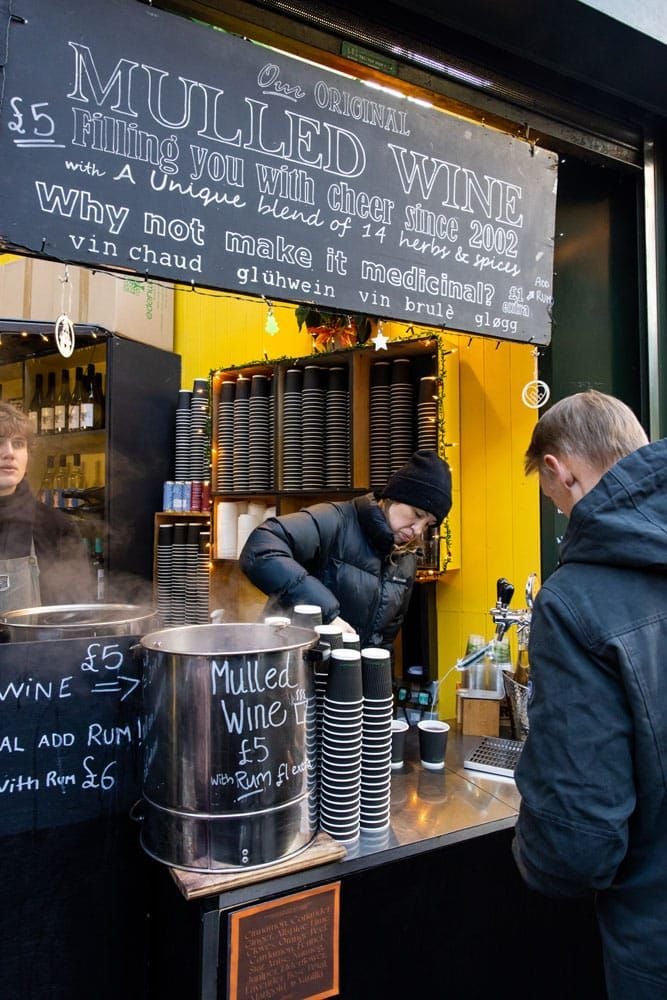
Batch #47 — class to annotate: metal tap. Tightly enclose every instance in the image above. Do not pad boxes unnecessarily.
[489,574,535,640]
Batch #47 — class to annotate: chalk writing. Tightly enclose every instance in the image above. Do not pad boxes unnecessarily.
[0,0,558,343]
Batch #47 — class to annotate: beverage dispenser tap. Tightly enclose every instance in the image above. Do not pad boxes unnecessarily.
[490,576,533,640]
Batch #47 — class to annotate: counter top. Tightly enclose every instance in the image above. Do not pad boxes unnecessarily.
[170,723,522,906]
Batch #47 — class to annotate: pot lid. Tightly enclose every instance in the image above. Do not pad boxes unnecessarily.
[0,604,157,628]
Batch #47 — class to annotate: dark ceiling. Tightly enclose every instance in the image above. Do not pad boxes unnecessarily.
[247,0,667,127]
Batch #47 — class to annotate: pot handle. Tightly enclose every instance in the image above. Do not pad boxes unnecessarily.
[129,799,144,823]
[210,608,225,624]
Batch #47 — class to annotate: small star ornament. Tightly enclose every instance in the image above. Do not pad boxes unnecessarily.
[372,324,389,351]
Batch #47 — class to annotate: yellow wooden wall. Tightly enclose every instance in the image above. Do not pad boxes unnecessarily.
[175,291,540,717]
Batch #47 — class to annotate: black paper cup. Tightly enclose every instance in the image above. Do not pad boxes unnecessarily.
[391,720,410,768]
[315,624,344,651]
[417,720,450,770]
[292,604,323,628]
[325,649,362,702]
[361,647,393,700]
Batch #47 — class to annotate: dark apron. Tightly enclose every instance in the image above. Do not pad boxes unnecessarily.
[0,538,42,612]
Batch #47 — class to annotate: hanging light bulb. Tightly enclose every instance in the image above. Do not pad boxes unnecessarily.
[264,300,279,335]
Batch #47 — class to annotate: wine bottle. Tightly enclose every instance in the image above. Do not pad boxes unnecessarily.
[69,452,85,491]
[54,370,70,433]
[68,366,84,432]
[80,364,96,430]
[93,371,105,429]
[92,537,105,602]
[52,454,69,508]
[40,372,56,435]
[514,627,531,686]
[28,373,44,434]
[38,454,56,506]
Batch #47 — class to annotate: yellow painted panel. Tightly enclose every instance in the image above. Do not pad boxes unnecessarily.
[174,288,540,720]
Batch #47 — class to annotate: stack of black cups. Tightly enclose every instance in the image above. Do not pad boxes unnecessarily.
[174,390,192,481]
[369,361,391,491]
[319,647,363,843]
[390,358,414,471]
[325,366,350,488]
[232,376,250,491]
[417,375,438,450]
[249,374,271,491]
[169,522,187,627]
[297,604,325,830]
[190,379,210,511]
[360,647,394,832]
[302,366,325,489]
[156,523,173,625]
[283,368,303,490]
[313,623,344,815]
[216,379,235,493]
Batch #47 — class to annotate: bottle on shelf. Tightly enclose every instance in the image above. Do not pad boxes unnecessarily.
[52,454,69,508]
[80,364,96,430]
[40,371,56,435]
[38,454,56,506]
[68,452,85,491]
[92,537,105,602]
[68,366,84,432]
[93,371,105,429]
[28,373,44,434]
[54,369,70,434]
[514,626,531,687]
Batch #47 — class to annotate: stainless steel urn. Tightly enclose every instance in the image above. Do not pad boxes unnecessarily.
[139,622,318,872]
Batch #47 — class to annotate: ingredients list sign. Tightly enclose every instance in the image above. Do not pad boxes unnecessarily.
[0,0,558,343]
[228,884,340,1000]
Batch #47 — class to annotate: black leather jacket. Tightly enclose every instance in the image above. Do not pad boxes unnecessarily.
[240,493,417,648]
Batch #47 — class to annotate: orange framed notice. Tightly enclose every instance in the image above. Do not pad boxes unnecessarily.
[228,882,341,1000]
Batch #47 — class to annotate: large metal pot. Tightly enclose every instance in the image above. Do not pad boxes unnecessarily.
[0,603,159,642]
[138,622,318,873]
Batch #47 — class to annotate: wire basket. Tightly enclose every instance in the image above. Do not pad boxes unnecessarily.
[503,672,530,742]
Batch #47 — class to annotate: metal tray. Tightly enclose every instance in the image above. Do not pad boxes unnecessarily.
[463,736,524,777]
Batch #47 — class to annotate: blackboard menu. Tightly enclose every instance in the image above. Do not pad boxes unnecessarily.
[0,0,557,343]
[0,634,142,837]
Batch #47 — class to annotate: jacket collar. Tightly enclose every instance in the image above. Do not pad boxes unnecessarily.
[355,494,394,557]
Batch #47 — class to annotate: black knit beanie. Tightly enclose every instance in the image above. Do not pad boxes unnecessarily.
[381,450,452,525]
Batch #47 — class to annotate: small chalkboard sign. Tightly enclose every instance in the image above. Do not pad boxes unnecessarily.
[0,634,142,837]
[228,883,340,1000]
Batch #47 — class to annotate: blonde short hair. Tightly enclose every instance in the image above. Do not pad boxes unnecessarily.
[525,390,648,476]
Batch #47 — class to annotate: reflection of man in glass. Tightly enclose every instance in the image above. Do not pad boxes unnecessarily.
[0,401,92,612]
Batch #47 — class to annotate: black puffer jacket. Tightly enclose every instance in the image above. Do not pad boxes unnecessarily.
[513,438,667,998]
[0,479,93,605]
[239,494,417,648]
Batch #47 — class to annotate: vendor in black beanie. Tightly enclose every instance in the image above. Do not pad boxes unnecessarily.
[241,449,452,649]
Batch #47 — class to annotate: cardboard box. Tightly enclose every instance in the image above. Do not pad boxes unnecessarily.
[459,693,501,736]
[0,256,174,351]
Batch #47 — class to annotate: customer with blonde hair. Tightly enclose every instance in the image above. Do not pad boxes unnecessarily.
[514,389,667,998]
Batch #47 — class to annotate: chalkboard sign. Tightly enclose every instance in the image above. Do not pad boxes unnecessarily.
[228,883,340,1000]
[0,0,558,343]
[0,634,142,837]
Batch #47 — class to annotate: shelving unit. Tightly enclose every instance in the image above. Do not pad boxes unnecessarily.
[0,321,181,601]
[209,333,460,578]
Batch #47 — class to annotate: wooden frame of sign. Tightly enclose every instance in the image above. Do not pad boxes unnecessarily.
[228,882,341,1000]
